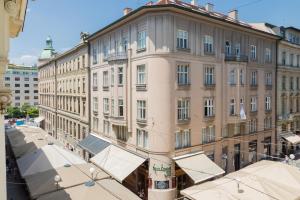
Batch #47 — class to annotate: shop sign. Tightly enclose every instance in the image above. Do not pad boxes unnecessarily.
[153,164,171,177]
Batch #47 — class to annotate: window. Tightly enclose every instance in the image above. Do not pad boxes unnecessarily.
[235,43,240,56]
[175,129,191,149]
[92,45,98,64]
[264,117,272,130]
[202,126,215,144]
[229,98,236,115]
[115,126,127,141]
[250,97,257,112]
[33,78,38,81]
[34,90,38,93]
[103,71,109,87]
[204,35,214,53]
[177,98,190,121]
[93,117,99,131]
[177,29,188,49]
[137,129,148,149]
[118,67,123,85]
[15,96,20,100]
[24,90,29,93]
[204,66,215,85]
[265,96,271,111]
[297,77,300,90]
[24,77,29,81]
[15,77,20,81]
[204,98,214,117]
[265,73,272,86]
[177,64,189,85]
[118,99,124,117]
[282,76,286,90]
[239,69,245,85]
[92,73,98,91]
[103,44,108,60]
[82,55,85,68]
[25,96,30,100]
[15,90,20,94]
[225,41,231,55]
[34,84,38,87]
[24,84,29,87]
[229,69,236,85]
[111,68,114,86]
[15,84,20,87]
[290,77,294,90]
[34,96,38,99]
[282,52,286,65]
[111,99,114,116]
[265,48,271,63]
[250,45,257,60]
[103,98,109,114]
[249,119,257,133]
[297,55,300,67]
[5,83,10,87]
[137,64,146,85]
[137,30,146,50]
[103,120,110,135]
[5,77,10,81]
[93,97,98,112]
[251,71,257,86]
[137,100,146,121]
[15,103,20,107]
[290,54,294,66]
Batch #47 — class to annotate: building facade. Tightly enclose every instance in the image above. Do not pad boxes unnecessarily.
[87,1,278,199]
[4,64,39,107]
[0,0,27,199]
[38,36,89,155]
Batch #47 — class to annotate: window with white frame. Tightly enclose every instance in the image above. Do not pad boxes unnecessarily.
[204,66,215,85]
[111,68,114,86]
[282,76,286,90]
[137,30,146,50]
[118,99,124,117]
[137,100,146,121]
[175,129,191,149]
[103,71,109,87]
[297,77,300,90]
[137,64,146,85]
[118,67,123,85]
[251,71,258,86]
[204,35,214,53]
[177,64,189,85]
[265,72,272,86]
[239,69,245,85]
[93,97,98,112]
[250,97,257,112]
[103,98,109,114]
[202,126,215,144]
[229,98,236,115]
[282,51,286,65]
[92,45,98,64]
[204,98,214,117]
[265,96,271,111]
[137,129,148,149]
[264,117,272,130]
[229,69,236,85]
[265,48,271,63]
[103,44,108,60]
[103,120,110,135]
[250,45,257,60]
[115,126,127,141]
[225,41,231,55]
[92,73,98,90]
[235,43,241,56]
[93,117,99,131]
[111,99,114,116]
[177,98,190,121]
[290,77,294,90]
[290,54,294,66]
[177,29,188,49]
[249,119,257,133]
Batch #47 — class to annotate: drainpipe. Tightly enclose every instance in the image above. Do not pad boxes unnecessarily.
[127,48,132,133]
[275,39,279,155]
[87,41,91,134]
[55,60,57,139]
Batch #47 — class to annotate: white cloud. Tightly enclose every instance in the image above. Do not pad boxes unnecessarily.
[10,54,38,66]
[59,47,71,52]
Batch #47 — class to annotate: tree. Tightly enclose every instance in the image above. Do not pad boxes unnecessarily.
[27,107,39,118]
[11,107,23,118]
[21,103,31,117]
[6,106,14,118]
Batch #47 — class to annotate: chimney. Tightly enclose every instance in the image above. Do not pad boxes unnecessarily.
[123,7,133,16]
[228,9,238,20]
[205,3,214,12]
[191,0,198,6]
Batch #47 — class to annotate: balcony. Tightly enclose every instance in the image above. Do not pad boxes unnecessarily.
[107,52,128,62]
[225,54,248,62]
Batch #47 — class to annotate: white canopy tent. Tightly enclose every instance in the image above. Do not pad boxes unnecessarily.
[90,145,146,182]
[282,133,300,144]
[181,160,300,200]
[17,144,86,177]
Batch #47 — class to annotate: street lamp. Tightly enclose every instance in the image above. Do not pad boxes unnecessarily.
[84,167,95,187]
[54,175,61,190]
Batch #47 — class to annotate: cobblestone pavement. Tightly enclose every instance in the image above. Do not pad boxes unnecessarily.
[5,129,30,200]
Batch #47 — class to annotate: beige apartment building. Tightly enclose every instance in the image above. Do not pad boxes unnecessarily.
[38,34,89,155]
[84,0,278,199]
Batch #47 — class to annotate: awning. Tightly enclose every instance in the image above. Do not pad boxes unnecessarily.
[34,116,45,123]
[174,152,225,184]
[90,145,146,182]
[77,134,110,155]
[282,133,300,144]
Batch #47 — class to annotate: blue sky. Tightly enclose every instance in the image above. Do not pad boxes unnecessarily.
[9,0,300,66]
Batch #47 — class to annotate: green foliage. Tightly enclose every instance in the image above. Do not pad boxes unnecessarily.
[6,104,39,118]
[27,107,39,118]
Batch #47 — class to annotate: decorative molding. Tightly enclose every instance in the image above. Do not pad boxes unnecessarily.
[0,88,12,114]
[4,0,18,17]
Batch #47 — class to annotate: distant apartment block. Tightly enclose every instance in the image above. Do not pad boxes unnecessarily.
[4,64,39,107]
